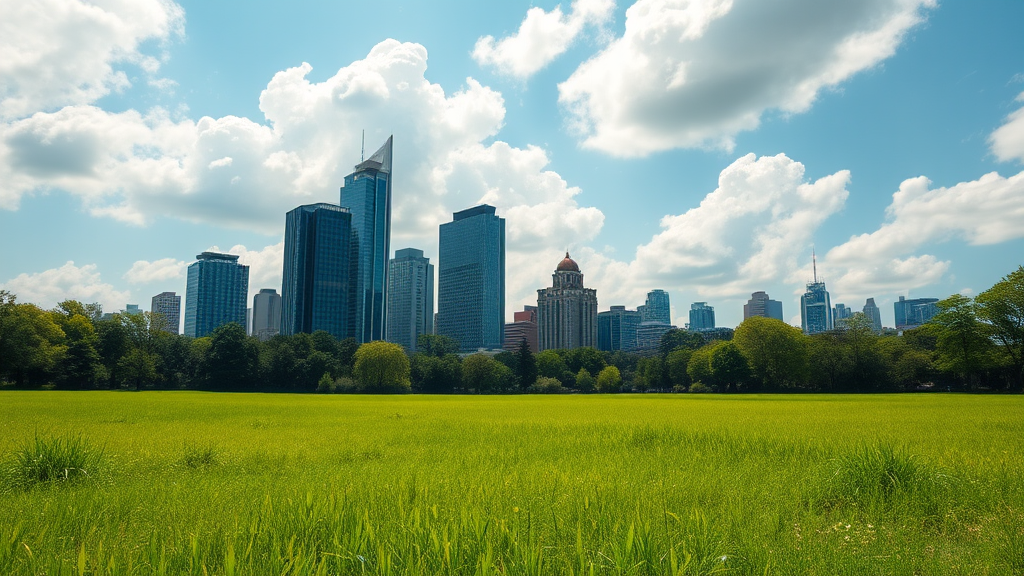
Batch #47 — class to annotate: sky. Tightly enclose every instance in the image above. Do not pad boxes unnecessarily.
[1,0,1023,332]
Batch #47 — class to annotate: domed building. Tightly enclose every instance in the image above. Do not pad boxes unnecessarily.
[537,252,598,351]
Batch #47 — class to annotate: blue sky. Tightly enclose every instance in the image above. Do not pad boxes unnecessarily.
[1,0,1023,331]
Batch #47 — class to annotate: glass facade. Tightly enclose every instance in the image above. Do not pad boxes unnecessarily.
[341,136,392,344]
[151,291,181,334]
[641,290,671,324]
[800,281,833,334]
[281,203,353,340]
[386,247,434,351]
[743,291,783,321]
[437,204,505,351]
[894,296,939,331]
[863,298,882,333]
[598,305,642,352]
[689,302,716,331]
[184,252,249,338]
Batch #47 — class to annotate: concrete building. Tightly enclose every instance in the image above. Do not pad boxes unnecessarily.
[387,248,434,351]
[151,292,181,334]
[689,302,716,331]
[639,289,671,324]
[537,253,598,351]
[743,291,783,321]
[503,305,538,353]
[637,321,674,353]
[863,298,882,333]
[184,252,249,338]
[598,305,642,352]
[436,204,505,351]
[252,288,282,341]
[894,296,939,331]
[833,303,852,324]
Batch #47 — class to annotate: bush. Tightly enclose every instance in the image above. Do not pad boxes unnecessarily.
[316,372,335,393]
[596,365,622,393]
[689,382,712,393]
[5,435,103,489]
[529,376,565,394]
[354,341,411,393]
[334,376,359,393]
[575,368,595,392]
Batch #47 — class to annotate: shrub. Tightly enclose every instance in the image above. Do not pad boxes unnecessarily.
[181,444,220,469]
[596,365,622,393]
[529,376,565,394]
[576,368,595,392]
[316,372,334,393]
[353,341,411,393]
[5,435,103,489]
[689,382,712,393]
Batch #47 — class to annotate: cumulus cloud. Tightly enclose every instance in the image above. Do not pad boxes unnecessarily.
[473,0,614,79]
[558,0,935,156]
[209,242,285,304]
[0,0,184,120]
[123,258,186,284]
[2,261,131,312]
[990,91,1024,164]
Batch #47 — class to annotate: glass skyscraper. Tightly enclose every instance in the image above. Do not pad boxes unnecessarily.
[801,281,833,334]
[341,136,392,343]
[863,297,882,333]
[184,252,249,338]
[743,291,783,321]
[598,305,642,352]
[386,247,434,351]
[894,296,939,331]
[688,302,716,331]
[281,203,353,340]
[640,289,671,324]
[437,204,505,351]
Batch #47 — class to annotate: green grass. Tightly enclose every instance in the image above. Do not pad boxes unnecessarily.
[0,392,1021,575]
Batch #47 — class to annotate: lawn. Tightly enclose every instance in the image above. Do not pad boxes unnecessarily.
[0,392,1021,575]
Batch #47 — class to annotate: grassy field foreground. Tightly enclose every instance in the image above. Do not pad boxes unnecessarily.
[0,392,1021,575]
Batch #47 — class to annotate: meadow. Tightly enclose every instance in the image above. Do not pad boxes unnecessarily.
[0,392,1021,575]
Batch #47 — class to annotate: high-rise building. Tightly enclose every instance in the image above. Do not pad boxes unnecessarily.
[689,302,716,331]
[124,304,142,316]
[863,298,882,333]
[387,248,434,351]
[537,253,598,351]
[894,296,939,331]
[637,321,674,353]
[833,303,852,323]
[801,252,833,335]
[151,292,181,334]
[504,305,538,353]
[743,291,783,321]
[184,252,249,338]
[640,290,671,324]
[437,204,505,351]
[281,203,353,340]
[252,288,282,341]
[341,136,392,343]
[598,305,642,352]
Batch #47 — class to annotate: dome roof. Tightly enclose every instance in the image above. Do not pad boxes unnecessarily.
[556,252,580,272]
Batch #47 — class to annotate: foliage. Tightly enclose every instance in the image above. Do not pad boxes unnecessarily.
[536,350,567,380]
[733,317,808,391]
[4,434,103,489]
[665,348,692,388]
[462,354,514,393]
[564,347,606,376]
[417,333,460,357]
[596,365,622,393]
[0,295,65,387]
[513,339,537,389]
[976,265,1024,389]
[931,294,997,388]
[529,376,565,393]
[634,356,665,391]
[688,382,712,393]
[353,341,411,392]
[658,329,705,356]
[575,368,595,393]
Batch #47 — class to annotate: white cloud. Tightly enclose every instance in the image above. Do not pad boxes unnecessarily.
[990,91,1024,164]
[2,261,131,312]
[123,257,186,284]
[473,0,614,79]
[0,0,184,120]
[211,242,285,300]
[558,0,935,156]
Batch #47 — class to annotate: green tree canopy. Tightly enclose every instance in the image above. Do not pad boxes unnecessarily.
[733,317,808,391]
[976,265,1024,389]
[596,365,622,393]
[513,339,537,389]
[536,350,568,379]
[354,341,411,392]
[417,334,460,357]
[564,347,606,376]
[931,294,996,388]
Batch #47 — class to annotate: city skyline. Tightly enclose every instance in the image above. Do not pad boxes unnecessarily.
[1,1,1022,332]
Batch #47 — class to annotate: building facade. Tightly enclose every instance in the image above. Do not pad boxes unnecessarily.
[341,136,392,343]
[503,306,538,353]
[281,203,353,340]
[537,253,598,351]
[863,298,882,333]
[801,281,833,334]
[436,204,505,351]
[894,296,939,331]
[151,292,180,334]
[637,321,674,353]
[387,248,434,351]
[833,303,852,323]
[252,288,282,341]
[689,302,716,331]
[184,252,249,338]
[743,291,783,321]
[597,305,642,352]
[639,290,671,324]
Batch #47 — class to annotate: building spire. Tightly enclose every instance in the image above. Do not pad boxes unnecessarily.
[812,248,818,283]
[361,129,365,162]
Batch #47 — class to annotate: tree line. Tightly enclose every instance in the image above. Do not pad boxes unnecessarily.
[1,265,1021,393]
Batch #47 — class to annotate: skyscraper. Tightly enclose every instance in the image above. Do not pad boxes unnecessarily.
[537,253,598,351]
[689,302,716,331]
[800,254,833,334]
[252,288,282,341]
[184,252,249,338]
[151,291,180,334]
[437,204,505,351]
[598,306,642,352]
[387,248,434,351]
[504,305,538,353]
[894,296,939,331]
[863,298,882,333]
[743,291,783,321]
[833,303,852,323]
[341,136,392,343]
[281,203,353,340]
[640,289,671,324]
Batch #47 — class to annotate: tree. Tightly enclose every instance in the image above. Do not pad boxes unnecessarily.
[354,341,411,392]
[634,356,665,391]
[931,294,995,388]
[575,368,596,392]
[658,329,705,356]
[514,339,537,389]
[733,317,808,391]
[976,265,1024,389]
[596,365,622,393]
[0,297,65,387]
[709,341,749,392]
[666,348,692,388]
[536,350,568,379]
[201,323,260,391]
[116,348,160,390]
[417,334,460,357]
[411,353,461,393]
[686,344,715,389]
[462,353,501,393]
[54,312,104,389]
[565,347,606,376]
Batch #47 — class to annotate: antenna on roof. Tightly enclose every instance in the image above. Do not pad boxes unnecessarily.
[812,247,818,283]
[361,129,365,162]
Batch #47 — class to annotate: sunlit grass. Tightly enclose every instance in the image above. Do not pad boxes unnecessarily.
[0,392,1020,575]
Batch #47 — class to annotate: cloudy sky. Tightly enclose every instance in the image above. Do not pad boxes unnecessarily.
[1,0,1022,330]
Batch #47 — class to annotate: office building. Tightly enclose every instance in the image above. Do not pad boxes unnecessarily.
[800,252,833,335]
[387,248,434,351]
[863,298,882,333]
[341,136,392,343]
[689,302,716,331]
[123,304,142,316]
[437,204,505,351]
[184,252,249,338]
[598,305,642,352]
[281,203,353,340]
[637,321,674,353]
[537,253,598,351]
[743,291,783,321]
[894,296,939,331]
[252,288,282,341]
[639,290,671,324]
[833,303,852,323]
[504,305,538,353]
[151,292,181,334]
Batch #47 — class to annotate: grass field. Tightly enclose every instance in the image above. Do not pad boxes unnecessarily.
[0,392,1021,575]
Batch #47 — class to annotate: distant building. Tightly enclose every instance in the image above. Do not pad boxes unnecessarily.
[123,304,142,316]
[184,252,249,338]
[252,288,282,341]
[598,305,642,352]
[639,290,671,324]
[281,203,353,340]
[341,136,392,343]
[743,291,783,321]
[437,204,505,351]
[863,298,882,333]
[833,303,852,323]
[504,305,538,353]
[801,253,833,335]
[151,292,181,334]
[637,321,674,353]
[387,248,434,352]
[689,302,716,331]
[894,296,939,331]
[537,253,598,351]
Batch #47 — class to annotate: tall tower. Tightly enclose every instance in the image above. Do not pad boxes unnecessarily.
[536,252,599,351]
[151,291,181,334]
[688,302,716,331]
[184,252,249,338]
[436,205,505,351]
[640,289,671,324]
[341,136,392,343]
[800,252,833,334]
[863,298,882,333]
[252,288,282,341]
[743,291,783,321]
[386,248,434,351]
